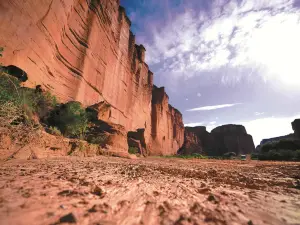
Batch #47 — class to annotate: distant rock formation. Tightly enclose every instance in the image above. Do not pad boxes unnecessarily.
[0,0,184,155]
[179,125,255,156]
[292,119,300,139]
[178,128,202,155]
[255,119,300,151]
[211,125,255,155]
[257,134,294,148]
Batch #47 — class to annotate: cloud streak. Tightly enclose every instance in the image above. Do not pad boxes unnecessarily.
[186,103,241,112]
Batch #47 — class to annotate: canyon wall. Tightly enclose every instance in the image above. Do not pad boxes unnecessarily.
[150,86,185,155]
[179,125,255,156]
[0,0,184,155]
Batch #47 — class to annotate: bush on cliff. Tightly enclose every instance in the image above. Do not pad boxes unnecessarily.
[0,73,58,123]
[47,102,88,138]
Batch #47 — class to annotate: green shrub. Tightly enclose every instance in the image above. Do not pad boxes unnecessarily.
[223,152,236,158]
[295,150,300,160]
[261,143,275,153]
[276,139,300,150]
[251,153,259,160]
[49,126,62,136]
[257,149,300,161]
[0,73,21,104]
[129,147,139,154]
[89,134,107,145]
[48,102,88,138]
[261,139,300,153]
[0,73,58,123]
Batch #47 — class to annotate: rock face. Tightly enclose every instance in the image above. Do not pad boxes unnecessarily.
[150,86,185,155]
[211,125,255,155]
[179,126,213,155]
[292,119,300,138]
[179,125,255,156]
[178,129,202,155]
[0,0,184,155]
[259,134,294,146]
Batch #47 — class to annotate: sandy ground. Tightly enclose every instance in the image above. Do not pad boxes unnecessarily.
[0,156,299,225]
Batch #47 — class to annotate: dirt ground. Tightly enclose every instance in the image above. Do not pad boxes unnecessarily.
[0,157,299,225]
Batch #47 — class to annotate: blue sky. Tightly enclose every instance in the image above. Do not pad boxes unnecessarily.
[121,0,300,146]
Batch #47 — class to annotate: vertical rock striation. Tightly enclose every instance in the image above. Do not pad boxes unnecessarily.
[0,0,184,155]
[150,86,184,155]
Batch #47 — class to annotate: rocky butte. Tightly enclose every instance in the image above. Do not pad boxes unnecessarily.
[179,125,255,156]
[0,0,184,156]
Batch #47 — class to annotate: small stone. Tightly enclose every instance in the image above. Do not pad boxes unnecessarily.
[248,220,254,225]
[60,204,67,209]
[207,194,215,201]
[88,205,97,213]
[91,185,104,197]
[46,212,55,217]
[198,188,211,194]
[58,213,77,223]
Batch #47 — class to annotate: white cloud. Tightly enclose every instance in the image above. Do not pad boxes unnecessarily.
[186,103,241,112]
[209,121,217,125]
[254,112,265,116]
[197,93,202,97]
[145,0,300,87]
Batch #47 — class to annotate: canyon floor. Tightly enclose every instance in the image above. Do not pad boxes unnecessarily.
[0,157,299,225]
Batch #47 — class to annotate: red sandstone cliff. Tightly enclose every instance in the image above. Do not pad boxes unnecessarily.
[150,86,185,155]
[0,0,184,155]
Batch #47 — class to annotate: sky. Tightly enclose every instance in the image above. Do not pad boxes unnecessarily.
[120,0,300,146]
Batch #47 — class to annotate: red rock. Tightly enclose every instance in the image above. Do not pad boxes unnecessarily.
[180,125,255,156]
[178,129,203,155]
[211,125,255,155]
[179,126,216,155]
[150,86,184,155]
[0,0,184,156]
